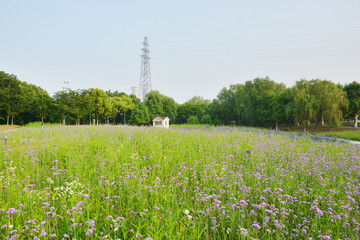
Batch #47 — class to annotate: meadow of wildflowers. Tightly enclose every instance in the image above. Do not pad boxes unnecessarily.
[0,125,359,240]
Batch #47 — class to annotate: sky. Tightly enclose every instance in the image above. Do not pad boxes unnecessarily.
[1,0,360,103]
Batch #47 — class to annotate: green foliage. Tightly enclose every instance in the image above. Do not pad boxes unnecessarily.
[0,70,355,128]
[344,81,360,127]
[162,96,177,122]
[200,114,212,124]
[110,95,135,124]
[293,79,349,127]
[176,102,205,124]
[106,89,127,98]
[129,102,150,125]
[242,77,286,126]
[187,115,199,124]
[187,96,211,105]
[145,90,164,120]
[0,71,27,125]
[89,88,111,125]
[144,90,177,123]
[208,86,238,125]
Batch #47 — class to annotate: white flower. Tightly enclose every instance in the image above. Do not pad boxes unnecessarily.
[186,215,192,220]
[183,210,189,215]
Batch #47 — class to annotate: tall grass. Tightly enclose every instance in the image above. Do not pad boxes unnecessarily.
[0,125,359,239]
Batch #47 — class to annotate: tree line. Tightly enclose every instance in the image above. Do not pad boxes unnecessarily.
[1,71,360,128]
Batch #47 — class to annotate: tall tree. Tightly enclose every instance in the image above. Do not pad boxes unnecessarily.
[89,88,110,125]
[68,89,91,125]
[110,95,135,124]
[129,102,150,125]
[242,77,285,126]
[53,90,72,124]
[106,90,127,98]
[293,80,316,128]
[344,81,360,128]
[176,102,205,124]
[162,96,178,123]
[145,90,164,120]
[0,72,26,125]
[187,96,211,105]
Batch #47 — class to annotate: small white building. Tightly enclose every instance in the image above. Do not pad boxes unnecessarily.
[152,117,170,129]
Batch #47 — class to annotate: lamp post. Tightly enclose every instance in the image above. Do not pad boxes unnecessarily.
[62,81,70,125]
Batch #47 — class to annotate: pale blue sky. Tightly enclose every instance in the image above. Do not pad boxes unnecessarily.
[1,0,359,103]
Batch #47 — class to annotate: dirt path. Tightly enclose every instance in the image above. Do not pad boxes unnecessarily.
[0,128,19,135]
[345,140,360,146]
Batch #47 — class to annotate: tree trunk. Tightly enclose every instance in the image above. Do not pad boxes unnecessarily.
[124,111,127,125]
[11,114,15,125]
[275,121,278,130]
[355,113,358,128]
[41,114,44,123]
[6,114,10,125]
[321,116,324,125]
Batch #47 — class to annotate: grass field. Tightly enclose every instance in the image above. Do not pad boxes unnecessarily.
[0,125,359,239]
[324,130,360,142]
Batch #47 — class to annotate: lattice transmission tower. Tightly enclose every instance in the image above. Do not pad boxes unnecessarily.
[139,36,152,101]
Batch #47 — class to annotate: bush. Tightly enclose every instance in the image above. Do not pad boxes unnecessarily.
[200,114,212,124]
[187,116,199,124]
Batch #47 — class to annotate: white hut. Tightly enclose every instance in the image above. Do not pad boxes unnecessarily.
[152,117,170,129]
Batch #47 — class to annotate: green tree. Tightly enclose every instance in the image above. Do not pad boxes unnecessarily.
[106,90,127,98]
[162,96,178,123]
[89,88,110,125]
[200,114,212,124]
[293,80,316,129]
[209,85,244,125]
[145,90,165,120]
[68,89,91,125]
[176,102,204,124]
[0,72,26,125]
[344,81,360,128]
[242,77,285,126]
[293,79,348,129]
[187,116,199,124]
[53,90,72,124]
[187,96,211,105]
[316,80,348,126]
[126,94,142,124]
[273,88,296,128]
[129,102,150,125]
[110,95,135,124]
[35,88,53,123]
